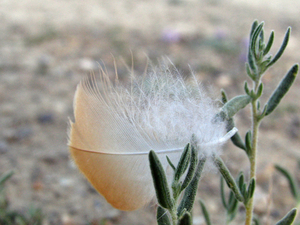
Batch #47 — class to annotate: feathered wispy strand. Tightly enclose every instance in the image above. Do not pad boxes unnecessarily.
[68,63,235,211]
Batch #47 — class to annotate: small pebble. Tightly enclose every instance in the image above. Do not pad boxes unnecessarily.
[36,54,51,76]
[41,155,57,165]
[87,185,98,194]
[161,29,181,44]
[48,211,62,225]
[106,209,120,219]
[288,116,300,139]
[216,73,232,87]
[37,113,54,124]
[32,181,44,191]
[270,209,281,219]
[53,101,68,114]
[94,199,102,209]
[6,127,33,143]
[16,127,33,140]
[193,216,204,225]
[62,214,76,225]
[79,58,97,71]
[214,28,228,40]
[0,141,9,154]
[31,167,43,191]
[1,103,17,115]
[59,178,74,187]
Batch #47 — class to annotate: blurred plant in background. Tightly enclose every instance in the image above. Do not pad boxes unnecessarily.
[0,171,44,225]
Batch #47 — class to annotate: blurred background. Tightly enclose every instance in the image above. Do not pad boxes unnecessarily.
[0,0,300,224]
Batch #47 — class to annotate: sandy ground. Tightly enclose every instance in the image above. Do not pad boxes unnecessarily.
[1,0,300,224]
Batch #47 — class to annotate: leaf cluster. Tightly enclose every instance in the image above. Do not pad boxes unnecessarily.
[149,143,206,225]
[150,20,298,225]
[216,21,298,225]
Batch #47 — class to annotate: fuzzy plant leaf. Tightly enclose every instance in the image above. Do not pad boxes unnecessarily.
[227,118,246,151]
[244,81,251,96]
[255,83,263,99]
[275,165,299,200]
[263,30,274,56]
[246,63,256,80]
[174,143,191,181]
[265,64,298,116]
[220,95,251,120]
[238,172,245,190]
[149,150,174,209]
[253,216,261,225]
[231,131,246,151]
[221,172,242,222]
[180,144,198,191]
[178,211,192,225]
[245,130,252,155]
[250,20,259,37]
[221,89,228,104]
[267,27,291,68]
[166,156,176,171]
[177,158,206,214]
[227,191,239,218]
[247,20,259,72]
[222,90,246,151]
[247,178,256,200]
[157,206,171,225]
[220,177,228,209]
[213,156,244,202]
[248,49,257,74]
[258,28,264,51]
[250,22,264,59]
[275,208,297,225]
[0,171,14,187]
[68,63,236,210]
[199,199,212,225]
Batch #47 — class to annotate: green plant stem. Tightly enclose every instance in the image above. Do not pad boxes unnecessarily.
[245,82,260,225]
[170,208,178,225]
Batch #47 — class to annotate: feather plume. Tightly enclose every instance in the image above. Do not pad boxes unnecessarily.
[68,63,236,211]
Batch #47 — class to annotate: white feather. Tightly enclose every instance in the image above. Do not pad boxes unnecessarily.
[68,64,235,211]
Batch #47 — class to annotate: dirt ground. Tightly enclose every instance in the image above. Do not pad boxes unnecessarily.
[1,0,300,224]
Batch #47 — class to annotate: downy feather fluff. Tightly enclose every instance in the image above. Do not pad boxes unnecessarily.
[68,63,235,211]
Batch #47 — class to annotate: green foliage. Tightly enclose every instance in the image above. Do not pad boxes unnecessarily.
[226,117,246,151]
[199,199,211,225]
[174,144,191,182]
[265,64,298,116]
[149,143,206,224]
[0,171,14,191]
[180,144,198,192]
[157,206,172,225]
[275,208,297,225]
[275,164,300,203]
[220,95,251,120]
[150,20,298,225]
[253,216,261,225]
[213,156,244,202]
[178,212,192,225]
[220,177,239,223]
[177,157,206,214]
[149,150,174,210]
[224,20,298,224]
[0,171,44,225]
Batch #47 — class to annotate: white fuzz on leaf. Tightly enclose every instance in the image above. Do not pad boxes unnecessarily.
[68,63,234,211]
